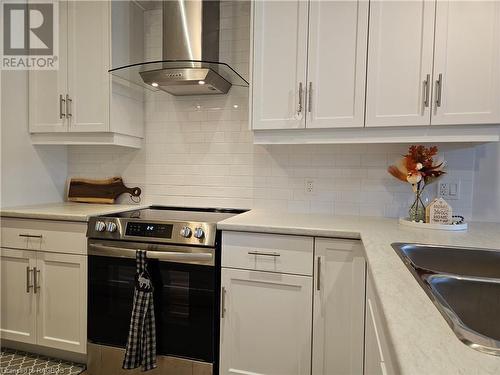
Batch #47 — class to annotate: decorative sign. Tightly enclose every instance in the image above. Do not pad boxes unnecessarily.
[426,198,452,224]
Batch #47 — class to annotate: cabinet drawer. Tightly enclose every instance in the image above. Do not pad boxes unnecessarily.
[222,231,314,276]
[0,218,87,255]
[315,237,363,254]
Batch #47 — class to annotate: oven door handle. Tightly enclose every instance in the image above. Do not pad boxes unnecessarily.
[88,243,214,264]
[148,251,212,262]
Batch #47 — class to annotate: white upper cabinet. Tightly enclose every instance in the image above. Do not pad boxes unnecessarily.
[306,0,368,128]
[252,0,368,130]
[366,0,436,127]
[432,0,500,125]
[28,0,68,133]
[28,0,144,148]
[67,0,110,132]
[251,0,309,130]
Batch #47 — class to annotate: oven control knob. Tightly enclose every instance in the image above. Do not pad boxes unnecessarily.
[180,226,192,238]
[106,222,117,232]
[193,227,204,239]
[95,221,106,232]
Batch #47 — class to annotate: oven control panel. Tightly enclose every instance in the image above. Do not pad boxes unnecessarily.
[87,217,215,246]
[125,222,173,238]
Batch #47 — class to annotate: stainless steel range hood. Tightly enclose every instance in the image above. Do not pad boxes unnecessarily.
[109,0,248,95]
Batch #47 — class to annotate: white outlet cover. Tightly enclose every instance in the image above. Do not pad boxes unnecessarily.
[305,179,315,194]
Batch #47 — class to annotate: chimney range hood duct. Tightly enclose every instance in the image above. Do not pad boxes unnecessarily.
[109,0,248,95]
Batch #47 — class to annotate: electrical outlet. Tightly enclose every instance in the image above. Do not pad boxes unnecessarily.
[438,180,460,200]
[439,182,449,197]
[305,179,315,195]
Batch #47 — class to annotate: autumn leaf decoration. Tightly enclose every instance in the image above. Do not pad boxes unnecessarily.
[388,145,446,192]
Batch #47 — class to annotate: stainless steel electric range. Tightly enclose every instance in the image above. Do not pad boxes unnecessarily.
[86,206,246,375]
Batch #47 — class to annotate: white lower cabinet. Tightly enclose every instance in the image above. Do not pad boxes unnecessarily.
[0,248,37,344]
[220,268,312,375]
[36,252,87,353]
[0,247,87,354]
[220,232,368,375]
[312,238,366,375]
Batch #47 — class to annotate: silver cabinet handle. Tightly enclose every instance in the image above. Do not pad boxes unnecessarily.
[316,256,321,291]
[59,94,66,119]
[297,82,303,114]
[66,94,72,117]
[308,82,312,113]
[26,267,33,293]
[423,74,430,108]
[247,251,280,257]
[19,233,43,239]
[435,73,443,108]
[221,286,226,318]
[33,267,40,294]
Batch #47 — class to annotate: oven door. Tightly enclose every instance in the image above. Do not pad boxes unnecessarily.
[88,240,216,363]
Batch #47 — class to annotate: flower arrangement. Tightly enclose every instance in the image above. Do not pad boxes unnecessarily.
[388,145,446,222]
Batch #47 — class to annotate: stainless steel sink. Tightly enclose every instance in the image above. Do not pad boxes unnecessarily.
[393,243,500,279]
[392,243,500,356]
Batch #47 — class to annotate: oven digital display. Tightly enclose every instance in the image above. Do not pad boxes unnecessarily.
[125,222,173,238]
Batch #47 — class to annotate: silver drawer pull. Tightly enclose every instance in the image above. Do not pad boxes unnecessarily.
[308,82,312,113]
[297,82,303,115]
[221,286,227,318]
[19,234,43,239]
[66,94,72,117]
[435,73,443,108]
[316,256,321,291]
[423,74,430,108]
[248,251,280,257]
[33,267,40,293]
[26,267,33,293]
[59,94,66,119]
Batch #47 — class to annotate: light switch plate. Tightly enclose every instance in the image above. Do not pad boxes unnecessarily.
[438,180,460,200]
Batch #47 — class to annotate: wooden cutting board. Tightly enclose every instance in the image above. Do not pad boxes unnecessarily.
[68,177,141,204]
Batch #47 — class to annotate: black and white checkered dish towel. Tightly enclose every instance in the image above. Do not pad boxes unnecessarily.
[123,250,157,371]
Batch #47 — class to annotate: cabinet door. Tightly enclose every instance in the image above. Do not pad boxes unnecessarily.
[251,0,309,130]
[365,0,435,127]
[67,0,110,132]
[36,252,87,353]
[312,239,366,375]
[306,1,368,128]
[432,0,500,125]
[220,268,312,375]
[0,248,36,344]
[28,0,68,133]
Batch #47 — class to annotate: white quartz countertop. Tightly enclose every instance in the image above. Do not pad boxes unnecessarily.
[218,210,500,375]
[0,202,147,222]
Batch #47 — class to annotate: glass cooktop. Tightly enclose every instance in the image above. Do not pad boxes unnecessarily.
[105,206,247,224]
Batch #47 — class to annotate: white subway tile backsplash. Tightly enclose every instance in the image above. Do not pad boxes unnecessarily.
[67,1,476,219]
